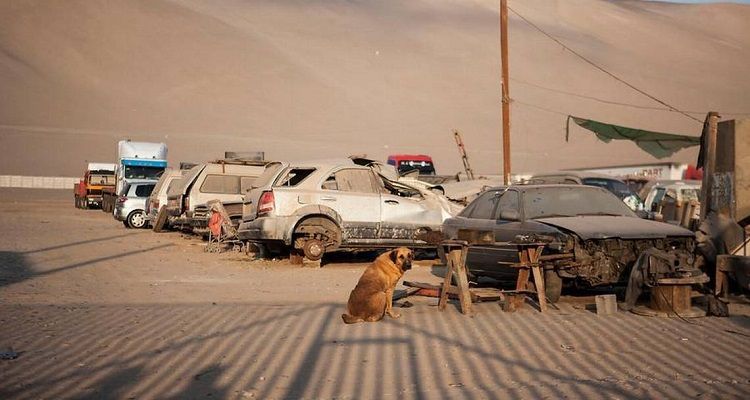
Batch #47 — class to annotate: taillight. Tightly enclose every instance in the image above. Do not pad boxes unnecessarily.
[257,191,275,216]
[117,196,127,204]
[184,197,190,211]
[153,199,159,209]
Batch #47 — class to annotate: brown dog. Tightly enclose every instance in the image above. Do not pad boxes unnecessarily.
[342,247,414,324]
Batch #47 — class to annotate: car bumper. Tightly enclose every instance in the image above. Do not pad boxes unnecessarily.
[237,216,293,243]
[114,205,128,221]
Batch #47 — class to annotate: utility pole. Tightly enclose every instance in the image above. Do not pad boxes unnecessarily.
[500,0,511,185]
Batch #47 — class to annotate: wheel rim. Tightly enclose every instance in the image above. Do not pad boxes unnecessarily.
[131,212,146,228]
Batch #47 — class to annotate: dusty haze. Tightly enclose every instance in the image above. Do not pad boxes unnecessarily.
[1,0,749,177]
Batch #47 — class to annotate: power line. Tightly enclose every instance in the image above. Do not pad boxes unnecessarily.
[507,5,704,124]
[512,78,750,116]
[513,99,569,116]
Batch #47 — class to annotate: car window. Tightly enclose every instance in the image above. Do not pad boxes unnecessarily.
[681,188,700,202]
[583,178,633,200]
[523,187,635,219]
[200,174,240,194]
[135,184,155,197]
[323,169,379,194]
[89,174,114,185]
[240,176,256,193]
[166,178,182,194]
[275,168,316,187]
[468,191,499,220]
[493,190,519,219]
[652,187,667,205]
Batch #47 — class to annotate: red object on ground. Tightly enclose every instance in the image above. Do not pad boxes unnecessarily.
[208,212,223,237]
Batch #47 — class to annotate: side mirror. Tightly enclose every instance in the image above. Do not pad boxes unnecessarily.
[499,209,519,221]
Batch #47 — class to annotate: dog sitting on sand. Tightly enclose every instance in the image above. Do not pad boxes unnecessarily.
[342,247,413,324]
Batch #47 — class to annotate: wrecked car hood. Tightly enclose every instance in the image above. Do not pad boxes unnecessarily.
[535,216,694,240]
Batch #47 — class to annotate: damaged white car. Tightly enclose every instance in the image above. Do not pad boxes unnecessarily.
[237,159,461,260]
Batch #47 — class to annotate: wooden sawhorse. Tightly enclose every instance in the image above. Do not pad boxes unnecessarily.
[438,241,549,314]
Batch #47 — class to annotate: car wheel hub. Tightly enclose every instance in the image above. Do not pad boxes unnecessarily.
[132,213,145,228]
[303,240,325,261]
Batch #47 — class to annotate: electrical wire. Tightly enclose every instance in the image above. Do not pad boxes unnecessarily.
[507,5,705,124]
[512,78,750,116]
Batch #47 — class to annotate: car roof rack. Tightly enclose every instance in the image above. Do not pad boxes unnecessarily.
[211,159,270,166]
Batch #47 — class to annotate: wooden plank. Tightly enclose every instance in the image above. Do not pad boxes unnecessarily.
[392,287,421,301]
[516,249,530,291]
[438,252,454,311]
[531,265,548,313]
[453,248,473,315]
[528,246,548,313]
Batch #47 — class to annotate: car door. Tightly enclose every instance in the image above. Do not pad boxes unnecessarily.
[461,189,522,279]
[318,168,381,240]
[379,178,443,242]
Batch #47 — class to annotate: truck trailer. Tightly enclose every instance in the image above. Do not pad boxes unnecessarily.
[101,140,168,213]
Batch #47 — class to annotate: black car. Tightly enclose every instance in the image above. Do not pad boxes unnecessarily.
[442,185,696,302]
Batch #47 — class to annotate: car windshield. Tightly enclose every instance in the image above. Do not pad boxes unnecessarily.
[88,174,114,185]
[397,160,435,175]
[523,187,635,219]
[124,166,164,180]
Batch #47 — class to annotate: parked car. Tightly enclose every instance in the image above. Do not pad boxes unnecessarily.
[165,160,267,233]
[442,185,696,302]
[527,171,644,212]
[145,168,185,231]
[238,159,457,260]
[642,180,701,225]
[643,180,701,211]
[114,181,156,229]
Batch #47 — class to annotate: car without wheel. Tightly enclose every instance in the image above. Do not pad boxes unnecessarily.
[237,159,458,260]
[441,185,697,302]
[114,181,156,229]
[146,168,186,231]
[165,159,267,233]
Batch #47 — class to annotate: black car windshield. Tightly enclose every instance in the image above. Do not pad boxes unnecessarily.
[124,166,164,180]
[524,187,636,219]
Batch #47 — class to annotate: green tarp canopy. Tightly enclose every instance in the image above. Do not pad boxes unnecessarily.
[566,115,701,159]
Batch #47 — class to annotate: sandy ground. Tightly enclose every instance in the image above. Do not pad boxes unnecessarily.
[0,189,749,399]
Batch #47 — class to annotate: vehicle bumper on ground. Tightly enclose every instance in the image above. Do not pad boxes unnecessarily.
[237,216,294,244]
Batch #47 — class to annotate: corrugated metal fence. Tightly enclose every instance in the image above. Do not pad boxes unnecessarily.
[0,175,79,189]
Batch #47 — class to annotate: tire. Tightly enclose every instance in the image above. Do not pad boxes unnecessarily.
[126,210,147,229]
[544,269,563,303]
[152,206,168,232]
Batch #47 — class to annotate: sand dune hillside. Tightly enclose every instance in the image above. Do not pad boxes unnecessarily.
[0,0,748,176]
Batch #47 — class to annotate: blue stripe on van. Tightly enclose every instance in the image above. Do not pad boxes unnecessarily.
[122,159,168,167]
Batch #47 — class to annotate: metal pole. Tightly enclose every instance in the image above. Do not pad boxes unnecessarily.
[500,0,511,185]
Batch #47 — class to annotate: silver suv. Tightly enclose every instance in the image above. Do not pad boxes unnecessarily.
[237,159,456,260]
[166,160,267,233]
[114,181,156,229]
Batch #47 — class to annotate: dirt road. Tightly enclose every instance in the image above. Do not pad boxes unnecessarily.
[1,190,749,399]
